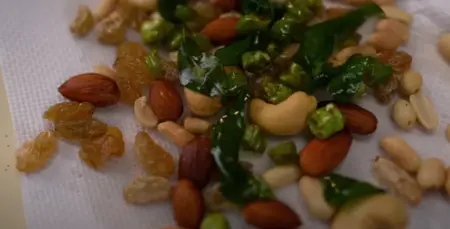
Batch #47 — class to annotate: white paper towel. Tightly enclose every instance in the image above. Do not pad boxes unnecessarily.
[1,0,450,228]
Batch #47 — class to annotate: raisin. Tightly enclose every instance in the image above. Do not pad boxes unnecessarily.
[135,131,175,178]
[55,118,107,141]
[16,131,58,173]
[115,42,154,87]
[377,50,412,74]
[114,70,143,105]
[162,61,179,82]
[43,102,95,122]
[79,126,125,169]
[123,176,170,204]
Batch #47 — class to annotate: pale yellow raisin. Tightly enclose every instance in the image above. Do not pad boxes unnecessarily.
[16,131,58,173]
[135,131,175,177]
[43,101,95,122]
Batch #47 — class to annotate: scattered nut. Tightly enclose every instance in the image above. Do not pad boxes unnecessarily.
[94,0,117,21]
[379,136,421,173]
[381,6,413,25]
[446,125,450,142]
[299,176,335,221]
[391,99,417,130]
[183,117,212,134]
[262,165,301,189]
[445,168,450,196]
[184,88,222,117]
[399,71,422,95]
[203,183,235,211]
[416,158,446,190]
[149,81,183,122]
[376,19,410,43]
[372,156,422,205]
[330,45,377,67]
[409,92,439,130]
[179,137,214,189]
[157,121,195,147]
[438,33,450,63]
[134,96,159,128]
[123,176,170,204]
[368,32,404,50]
[97,11,127,45]
[70,5,95,37]
[93,65,117,80]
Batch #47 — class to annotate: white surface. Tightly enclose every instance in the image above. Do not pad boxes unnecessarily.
[1,0,450,228]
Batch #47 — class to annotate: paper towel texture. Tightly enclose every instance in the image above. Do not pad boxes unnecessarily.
[1,0,450,228]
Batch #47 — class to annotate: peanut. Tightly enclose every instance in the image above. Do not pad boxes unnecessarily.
[262,165,301,189]
[399,71,422,95]
[299,176,335,221]
[416,158,446,190]
[409,92,439,130]
[438,33,450,63]
[330,45,377,67]
[134,96,159,128]
[379,136,421,173]
[381,6,413,25]
[183,117,212,134]
[157,121,195,147]
[376,19,409,43]
[367,32,404,50]
[391,99,417,130]
[93,65,117,80]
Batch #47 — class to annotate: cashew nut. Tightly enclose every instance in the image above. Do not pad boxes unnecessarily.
[93,65,117,80]
[438,33,450,63]
[379,136,421,173]
[331,194,408,229]
[157,121,195,147]
[399,71,422,95]
[262,165,301,189]
[94,0,117,21]
[372,157,422,205]
[381,6,413,25]
[184,88,222,117]
[134,96,159,128]
[330,45,377,67]
[367,32,404,50]
[416,158,446,190]
[376,19,409,43]
[391,99,417,130]
[299,176,336,221]
[183,117,211,135]
[249,92,317,136]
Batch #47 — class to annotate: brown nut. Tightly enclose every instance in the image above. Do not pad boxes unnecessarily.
[416,158,446,190]
[148,81,183,122]
[183,117,212,134]
[399,71,422,95]
[58,73,120,107]
[157,121,195,147]
[172,180,205,229]
[178,137,214,189]
[243,201,302,229]
[134,96,159,128]
[184,88,222,117]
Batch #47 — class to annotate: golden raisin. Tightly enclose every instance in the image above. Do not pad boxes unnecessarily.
[55,118,108,141]
[134,131,175,178]
[79,126,125,169]
[43,102,95,122]
[16,131,58,173]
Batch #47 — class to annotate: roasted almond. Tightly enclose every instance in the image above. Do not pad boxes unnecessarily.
[300,130,353,176]
[148,81,183,122]
[172,180,205,229]
[179,137,214,189]
[243,201,302,229]
[201,17,240,45]
[58,73,120,107]
[336,103,378,135]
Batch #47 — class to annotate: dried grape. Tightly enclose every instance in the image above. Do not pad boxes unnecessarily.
[70,5,95,37]
[43,101,95,122]
[115,42,154,86]
[162,60,179,82]
[97,11,127,45]
[16,131,58,173]
[123,176,170,204]
[79,126,125,169]
[115,70,143,105]
[55,118,108,141]
[377,50,412,74]
[135,131,175,178]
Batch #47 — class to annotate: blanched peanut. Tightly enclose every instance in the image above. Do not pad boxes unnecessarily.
[409,92,439,130]
[438,33,450,63]
[183,117,212,134]
[368,32,404,50]
[262,165,301,189]
[299,176,336,220]
[330,45,377,67]
[373,157,422,205]
[391,99,417,130]
[399,71,422,95]
[416,158,446,190]
[381,6,413,25]
[379,136,421,173]
[376,19,409,43]
[157,121,195,147]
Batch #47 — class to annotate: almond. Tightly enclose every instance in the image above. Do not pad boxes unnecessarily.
[58,73,120,107]
[336,103,378,135]
[243,201,302,229]
[200,17,240,45]
[179,137,214,189]
[300,130,353,176]
[148,81,183,122]
[210,0,236,11]
[172,180,205,229]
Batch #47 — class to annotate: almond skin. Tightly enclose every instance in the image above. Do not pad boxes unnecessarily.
[179,137,214,189]
[336,103,378,135]
[148,81,183,122]
[201,17,240,45]
[243,201,302,229]
[58,73,120,107]
[300,130,353,176]
[172,180,205,229]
